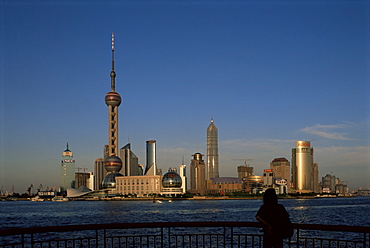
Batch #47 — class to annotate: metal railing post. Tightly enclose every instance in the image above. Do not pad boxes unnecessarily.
[296,228,299,248]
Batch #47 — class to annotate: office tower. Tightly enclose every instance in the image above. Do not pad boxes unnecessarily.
[102,33,123,189]
[190,153,206,195]
[270,157,290,183]
[291,141,318,193]
[207,119,219,180]
[120,143,140,176]
[60,143,75,190]
[94,158,104,190]
[179,164,187,193]
[87,172,94,190]
[312,162,319,193]
[145,140,157,176]
[322,174,336,193]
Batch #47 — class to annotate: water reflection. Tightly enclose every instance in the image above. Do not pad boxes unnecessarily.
[0,197,369,229]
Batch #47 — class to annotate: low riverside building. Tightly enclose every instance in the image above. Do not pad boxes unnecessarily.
[115,168,186,197]
[206,177,243,195]
[115,175,162,197]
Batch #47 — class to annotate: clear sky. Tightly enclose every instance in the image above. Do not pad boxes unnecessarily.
[1,0,369,193]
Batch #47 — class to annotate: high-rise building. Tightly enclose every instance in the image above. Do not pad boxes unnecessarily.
[145,140,157,176]
[75,171,90,189]
[291,141,319,193]
[207,119,219,180]
[94,158,104,190]
[179,164,187,193]
[312,162,319,193]
[270,157,290,184]
[120,143,140,176]
[190,153,206,195]
[102,33,123,189]
[237,165,253,178]
[60,143,75,190]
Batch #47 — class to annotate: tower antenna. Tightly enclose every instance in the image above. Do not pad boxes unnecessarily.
[110,32,116,91]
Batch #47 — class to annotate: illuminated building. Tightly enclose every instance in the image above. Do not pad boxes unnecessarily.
[291,141,319,193]
[207,119,219,180]
[243,175,263,193]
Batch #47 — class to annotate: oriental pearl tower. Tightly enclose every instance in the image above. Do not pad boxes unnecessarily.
[102,33,123,189]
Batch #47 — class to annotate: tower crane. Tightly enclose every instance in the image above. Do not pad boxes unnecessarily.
[27,184,34,195]
[37,184,43,192]
[231,159,253,166]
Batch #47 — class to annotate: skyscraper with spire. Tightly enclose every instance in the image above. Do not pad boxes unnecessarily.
[207,119,219,180]
[102,33,123,189]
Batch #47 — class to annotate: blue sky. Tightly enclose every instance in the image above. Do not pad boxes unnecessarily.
[1,0,369,193]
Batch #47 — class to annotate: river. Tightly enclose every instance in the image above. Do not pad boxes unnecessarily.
[1,196,369,229]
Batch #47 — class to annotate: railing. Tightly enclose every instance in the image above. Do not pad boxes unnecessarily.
[1,222,369,248]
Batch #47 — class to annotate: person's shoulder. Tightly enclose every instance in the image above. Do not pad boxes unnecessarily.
[277,203,289,214]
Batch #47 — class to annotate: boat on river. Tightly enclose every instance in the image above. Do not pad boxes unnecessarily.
[52,196,69,202]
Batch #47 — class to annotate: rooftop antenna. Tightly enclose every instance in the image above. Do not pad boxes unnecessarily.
[110,32,116,92]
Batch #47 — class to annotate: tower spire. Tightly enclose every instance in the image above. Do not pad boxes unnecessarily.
[110,32,116,92]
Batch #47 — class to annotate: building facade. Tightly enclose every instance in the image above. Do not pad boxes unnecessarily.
[116,175,162,197]
[190,153,206,195]
[206,177,243,195]
[60,143,75,190]
[207,119,219,180]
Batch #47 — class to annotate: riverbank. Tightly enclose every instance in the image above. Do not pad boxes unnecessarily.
[3,194,358,201]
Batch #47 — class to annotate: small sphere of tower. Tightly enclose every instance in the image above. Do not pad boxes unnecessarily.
[104,155,122,172]
[105,91,121,106]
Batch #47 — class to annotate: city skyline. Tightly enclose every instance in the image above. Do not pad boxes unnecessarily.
[1,1,369,192]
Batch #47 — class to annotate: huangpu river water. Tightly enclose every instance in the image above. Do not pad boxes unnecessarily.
[1,197,369,229]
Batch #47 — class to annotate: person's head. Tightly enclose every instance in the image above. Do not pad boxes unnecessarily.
[263,188,278,205]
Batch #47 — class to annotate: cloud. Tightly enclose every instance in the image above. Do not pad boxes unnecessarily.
[301,124,354,140]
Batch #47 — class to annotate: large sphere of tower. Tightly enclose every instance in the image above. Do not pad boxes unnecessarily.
[104,155,122,172]
[105,91,121,106]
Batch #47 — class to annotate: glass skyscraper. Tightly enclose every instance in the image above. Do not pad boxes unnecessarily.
[207,119,219,180]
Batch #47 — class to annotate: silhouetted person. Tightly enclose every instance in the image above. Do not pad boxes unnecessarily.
[256,188,290,248]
